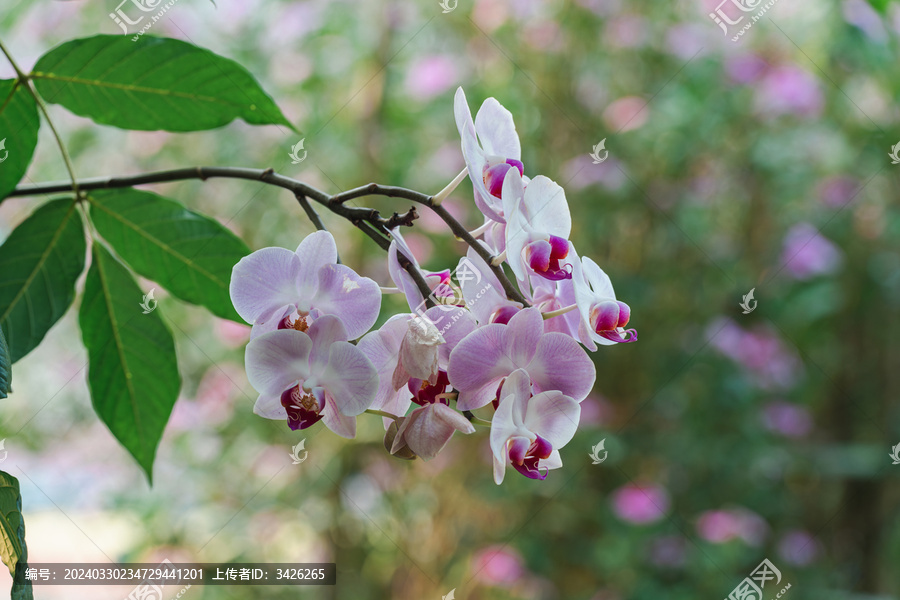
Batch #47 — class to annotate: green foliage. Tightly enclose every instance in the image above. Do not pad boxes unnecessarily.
[31,35,295,132]
[0,471,31,600]
[0,80,39,203]
[79,245,181,482]
[88,188,250,322]
[0,327,8,399]
[0,198,86,363]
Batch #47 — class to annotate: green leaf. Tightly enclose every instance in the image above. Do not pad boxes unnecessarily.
[0,198,86,363]
[0,470,32,600]
[0,327,10,399]
[0,79,40,203]
[79,245,181,481]
[31,35,294,132]
[88,188,250,322]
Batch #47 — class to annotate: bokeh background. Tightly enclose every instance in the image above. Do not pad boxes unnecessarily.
[1,0,899,598]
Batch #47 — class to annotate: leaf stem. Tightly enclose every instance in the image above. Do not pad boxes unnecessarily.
[0,38,80,198]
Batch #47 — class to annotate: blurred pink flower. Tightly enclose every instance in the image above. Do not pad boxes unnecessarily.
[725,54,768,84]
[611,483,670,524]
[404,56,460,101]
[816,176,858,209]
[777,530,821,566]
[761,401,813,438]
[664,24,708,60]
[603,97,648,133]
[215,319,251,348]
[781,223,842,280]
[471,545,526,586]
[562,155,627,192]
[579,393,614,427]
[707,319,803,391]
[606,16,649,49]
[696,508,768,546]
[755,66,823,118]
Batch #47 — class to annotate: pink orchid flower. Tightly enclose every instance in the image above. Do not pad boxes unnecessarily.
[245,315,377,438]
[572,256,637,349]
[454,87,524,224]
[358,306,477,425]
[456,245,522,325]
[501,169,574,283]
[390,371,476,460]
[447,307,596,411]
[490,369,580,483]
[230,231,381,340]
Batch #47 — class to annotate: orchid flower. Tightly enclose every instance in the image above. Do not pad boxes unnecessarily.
[358,306,477,426]
[573,256,637,350]
[455,87,524,224]
[390,371,476,460]
[456,245,522,325]
[230,231,381,340]
[501,170,574,283]
[447,307,595,411]
[490,369,580,484]
[245,315,377,438]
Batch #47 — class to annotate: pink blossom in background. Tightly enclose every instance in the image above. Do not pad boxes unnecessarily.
[404,56,460,101]
[781,223,843,280]
[603,97,648,133]
[725,54,768,84]
[816,176,859,209]
[215,319,251,347]
[761,401,813,438]
[664,24,708,60]
[562,155,627,192]
[778,530,821,566]
[648,535,688,568]
[707,318,803,391]
[611,483,670,525]
[696,508,768,546]
[579,394,614,427]
[471,545,526,586]
[606,16,649,49]
[755,66,824,118]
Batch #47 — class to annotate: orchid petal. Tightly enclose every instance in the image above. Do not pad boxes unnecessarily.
[397,403,474,460]
[524,390,580,448]
[475,98,521,159]
[527,332,595,401]
[253,393,287,420]
[448,322,517,411]
[318,340,377,416]
[311,263,381,339]
[230,247,301,324]
[295,231,338,299]
[245,329,312,397]
[306,315,350,374]
[321,391,357,438]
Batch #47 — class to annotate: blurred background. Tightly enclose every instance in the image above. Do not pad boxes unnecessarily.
[1,0,899,598]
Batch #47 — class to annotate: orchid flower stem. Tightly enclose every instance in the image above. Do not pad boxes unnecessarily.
[541,303,578,319]
[10,166,529,307]
[379,286,402,294]
[435,392,458,402]
[466,220,492,239]
[490,250,507,266]
[365,409,401,421]
[462,410,493,427]
[431,167,468,206]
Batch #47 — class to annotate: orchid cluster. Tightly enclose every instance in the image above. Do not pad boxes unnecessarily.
[230,88,636,484]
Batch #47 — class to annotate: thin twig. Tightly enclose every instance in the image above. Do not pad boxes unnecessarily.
[10,167,530,306]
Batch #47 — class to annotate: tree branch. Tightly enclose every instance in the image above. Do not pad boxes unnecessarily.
[10,166,530,306]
